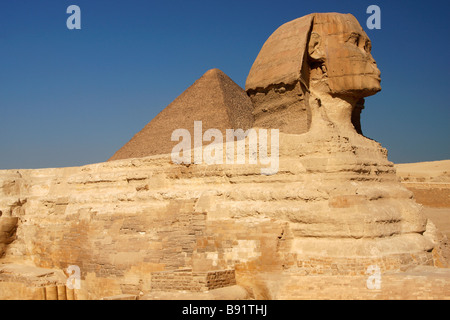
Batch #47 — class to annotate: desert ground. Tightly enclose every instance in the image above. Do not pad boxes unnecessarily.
[395,160,450,263]
[395,160,450,236]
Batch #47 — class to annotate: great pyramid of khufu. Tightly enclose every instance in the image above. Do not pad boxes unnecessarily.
[109,68,254,161]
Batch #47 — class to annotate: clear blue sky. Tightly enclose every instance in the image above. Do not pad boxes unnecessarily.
[1,0,449,169]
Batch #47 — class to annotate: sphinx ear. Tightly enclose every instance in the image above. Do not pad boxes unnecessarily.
[308,32,325,62]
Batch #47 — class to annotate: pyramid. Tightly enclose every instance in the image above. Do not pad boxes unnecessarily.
[109,69,254,161]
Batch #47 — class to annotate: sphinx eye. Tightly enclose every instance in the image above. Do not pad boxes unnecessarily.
[364,40,372,53]
[347,33,360,46]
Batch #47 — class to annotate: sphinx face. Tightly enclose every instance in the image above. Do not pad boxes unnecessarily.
[312,13,381,97]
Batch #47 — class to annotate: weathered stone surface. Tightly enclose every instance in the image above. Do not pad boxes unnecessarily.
[265,266,450,300]
[0,263,70,300]
[0,217,18,258]
[141,285,249,300]
[101,294,137,300]
[151,269,236,292]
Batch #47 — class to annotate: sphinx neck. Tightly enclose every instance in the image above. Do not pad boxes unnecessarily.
[309,88,361,135]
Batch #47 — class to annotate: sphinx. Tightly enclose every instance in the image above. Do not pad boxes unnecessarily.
[240,12,438,277]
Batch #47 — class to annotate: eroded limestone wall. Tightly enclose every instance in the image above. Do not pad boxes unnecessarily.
[0,133,438,299]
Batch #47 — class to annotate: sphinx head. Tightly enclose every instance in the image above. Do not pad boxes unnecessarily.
[246,12,381,135]
[308,13,381,98]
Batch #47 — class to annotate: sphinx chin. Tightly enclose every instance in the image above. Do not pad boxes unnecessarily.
[335,86,382,99]
[360,84,382,98]
[331,79,382,99]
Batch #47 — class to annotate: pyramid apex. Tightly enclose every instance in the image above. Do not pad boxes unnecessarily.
[203,68,225,77]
